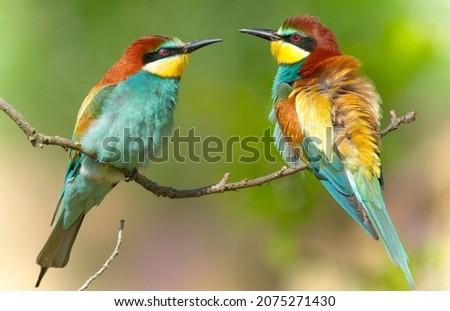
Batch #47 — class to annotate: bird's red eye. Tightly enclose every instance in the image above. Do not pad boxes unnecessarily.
[158,49,170,56]
[291,34,302,42]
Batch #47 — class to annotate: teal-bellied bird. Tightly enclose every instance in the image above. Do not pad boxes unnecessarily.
[35,35,222,287]
[240,16,414,288]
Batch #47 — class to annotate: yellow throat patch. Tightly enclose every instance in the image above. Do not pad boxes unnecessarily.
[144,54,189,78]
[271,41,309,65]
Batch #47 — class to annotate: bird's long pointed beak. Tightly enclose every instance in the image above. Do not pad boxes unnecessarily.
[239,28,281,41]
[183,38,223,54]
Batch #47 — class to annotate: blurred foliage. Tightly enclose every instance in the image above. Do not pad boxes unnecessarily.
[1,0,450,290]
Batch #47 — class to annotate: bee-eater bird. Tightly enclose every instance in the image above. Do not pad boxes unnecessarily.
[240,16,414,288]
[35,35,222,287]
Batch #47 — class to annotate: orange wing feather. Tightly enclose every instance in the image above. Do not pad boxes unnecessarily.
[284,55,382,178]
[325,56,382,178]
[274,95,304,157]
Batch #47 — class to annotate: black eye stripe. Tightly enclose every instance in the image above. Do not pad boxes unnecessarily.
[298,37,316,52]
[282,34,317,53]
[142,47,180,65]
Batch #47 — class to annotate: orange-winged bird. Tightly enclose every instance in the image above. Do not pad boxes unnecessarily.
[240,16,414,288]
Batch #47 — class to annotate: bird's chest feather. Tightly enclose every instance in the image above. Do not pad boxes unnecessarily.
[294,87,333,150]
[81,71,180,169]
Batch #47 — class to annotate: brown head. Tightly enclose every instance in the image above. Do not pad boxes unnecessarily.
[240,15,341,75]
[97,35,222,86]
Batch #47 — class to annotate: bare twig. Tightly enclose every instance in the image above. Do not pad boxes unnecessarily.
[77,220,125,291]
[381,110,417,137]
[1,97,417,198]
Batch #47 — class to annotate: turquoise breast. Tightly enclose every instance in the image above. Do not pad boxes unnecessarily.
[81,70,180,169]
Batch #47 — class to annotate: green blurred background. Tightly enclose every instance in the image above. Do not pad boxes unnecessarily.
[1,0,449,290]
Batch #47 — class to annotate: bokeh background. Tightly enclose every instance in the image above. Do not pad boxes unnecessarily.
[1,0,449,290]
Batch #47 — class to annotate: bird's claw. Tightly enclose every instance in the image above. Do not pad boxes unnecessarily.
[125,168,138,182]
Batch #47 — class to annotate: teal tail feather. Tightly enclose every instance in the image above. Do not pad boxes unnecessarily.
[362,197,415,288]
[349,174,415,289]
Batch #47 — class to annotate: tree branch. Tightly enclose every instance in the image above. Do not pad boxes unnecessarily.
[78,219,125,291]
[1,97,417,198]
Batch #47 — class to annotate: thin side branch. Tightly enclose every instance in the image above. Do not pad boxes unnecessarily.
[1,97,417,199]
[78,219,125,291]
[381,110,417,137]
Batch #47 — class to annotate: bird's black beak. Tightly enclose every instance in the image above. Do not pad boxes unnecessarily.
[183,38,223,54]
[239,28,282,41]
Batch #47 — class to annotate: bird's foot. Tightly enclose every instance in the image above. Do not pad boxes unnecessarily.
[124,168,138,182]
